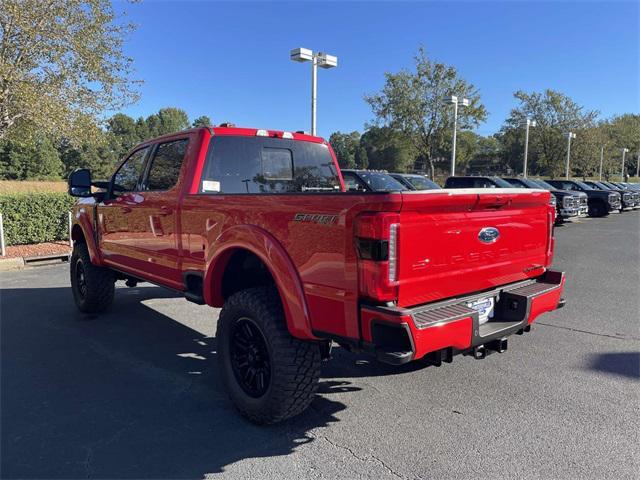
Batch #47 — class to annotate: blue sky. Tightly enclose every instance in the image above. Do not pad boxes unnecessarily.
[119,1,639,138]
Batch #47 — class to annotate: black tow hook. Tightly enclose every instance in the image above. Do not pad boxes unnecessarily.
[473,338,508,359]
[473,345,487,360]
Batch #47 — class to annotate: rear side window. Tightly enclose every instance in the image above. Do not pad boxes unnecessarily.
[199,136,340,194]
[146,139,189,191]
[445,177,472,188]
[113,147,149,192]
[342,172,367,192]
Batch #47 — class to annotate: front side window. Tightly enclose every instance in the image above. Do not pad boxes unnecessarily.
[146,139,189,191]
[200,136,341,194]
[113,147,149,192]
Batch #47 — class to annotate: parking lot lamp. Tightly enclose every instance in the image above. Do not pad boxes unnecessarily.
[290,48,338,136]
[522,118,536,178]
[564,132,576,179]
[620,148,629,181]
[448,96,469,177]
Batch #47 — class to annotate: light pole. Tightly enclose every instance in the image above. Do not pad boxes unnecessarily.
[564,132,576,179]
[598,146,604,181]
[448,95,469,177]
[620,147,629,181]
[290,48,338,136]
[522,118,536,177]
[636,151,639,179]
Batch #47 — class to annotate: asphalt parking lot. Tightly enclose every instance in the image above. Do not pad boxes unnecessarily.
[1,211,639,479]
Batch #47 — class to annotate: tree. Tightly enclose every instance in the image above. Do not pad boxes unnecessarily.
[0,136,63,179]
[499,90,599,177]
[145,107,190,137]
[106,113,140,161]
[365,47,487,178]
[359,126,415,172]
[192,115,212,128]
[602,114,640,178]
[0,0,140,144]
[329,131,361,168]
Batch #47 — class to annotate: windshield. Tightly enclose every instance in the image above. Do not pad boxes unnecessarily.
[576,181,594,190]
[358,171,408,191]
[491,177,515,188]
[406,175,440,190]
[596,182,615,190]
[531,179,556,190]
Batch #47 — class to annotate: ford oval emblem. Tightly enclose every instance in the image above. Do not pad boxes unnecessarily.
[478,227,500,244]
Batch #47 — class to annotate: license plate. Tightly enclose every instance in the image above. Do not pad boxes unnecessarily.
[467,297,495,325]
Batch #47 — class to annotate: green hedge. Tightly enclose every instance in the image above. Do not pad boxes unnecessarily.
[0,192,76,245]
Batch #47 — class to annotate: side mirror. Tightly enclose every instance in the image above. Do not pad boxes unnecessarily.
[68,169,92,197]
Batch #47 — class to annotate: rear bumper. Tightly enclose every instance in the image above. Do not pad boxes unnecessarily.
[360,270,566,365]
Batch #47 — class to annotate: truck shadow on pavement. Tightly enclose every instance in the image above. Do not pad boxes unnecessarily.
[588,352,640,379]
[1,285,361,479]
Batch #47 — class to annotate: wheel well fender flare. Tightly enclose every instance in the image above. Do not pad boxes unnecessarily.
[203,225,316,340]
[71,210,102,265]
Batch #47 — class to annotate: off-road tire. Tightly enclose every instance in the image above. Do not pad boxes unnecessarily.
[217,287,321,424]
[70,243,115,313]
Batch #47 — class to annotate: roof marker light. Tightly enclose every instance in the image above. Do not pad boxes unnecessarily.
[282,131,294,139]
[256,129,268,137]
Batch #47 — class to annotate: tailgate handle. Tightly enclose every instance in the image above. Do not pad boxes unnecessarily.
[477,195,512,210]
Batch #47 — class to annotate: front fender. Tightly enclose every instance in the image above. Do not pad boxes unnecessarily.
[203,225,316,340]
[71,205,102,266]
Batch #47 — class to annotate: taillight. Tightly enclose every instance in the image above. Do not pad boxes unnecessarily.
[546,207,555,265]
[355,213,400,302]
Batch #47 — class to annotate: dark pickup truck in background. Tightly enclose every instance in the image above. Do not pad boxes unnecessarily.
[529,179,589,217]
[502,177,581,222]
[389,173,441,190]
[341,169,408,192]
[546,180,621,217]
[583,181,639,209]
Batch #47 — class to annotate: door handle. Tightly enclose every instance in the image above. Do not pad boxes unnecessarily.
[158,206,173,216]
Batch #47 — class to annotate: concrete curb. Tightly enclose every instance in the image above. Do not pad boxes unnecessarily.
[0,253,70,271]
[0,257,25,271]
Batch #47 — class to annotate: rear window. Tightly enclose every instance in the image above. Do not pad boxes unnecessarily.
[199,136,341,194]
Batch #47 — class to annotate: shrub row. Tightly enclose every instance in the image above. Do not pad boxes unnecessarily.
[0,192,75,246]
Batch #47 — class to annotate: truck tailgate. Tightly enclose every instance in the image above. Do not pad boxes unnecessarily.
[397,189,553,307]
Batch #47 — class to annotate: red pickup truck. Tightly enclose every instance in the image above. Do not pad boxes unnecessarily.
[68,125,566,424]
